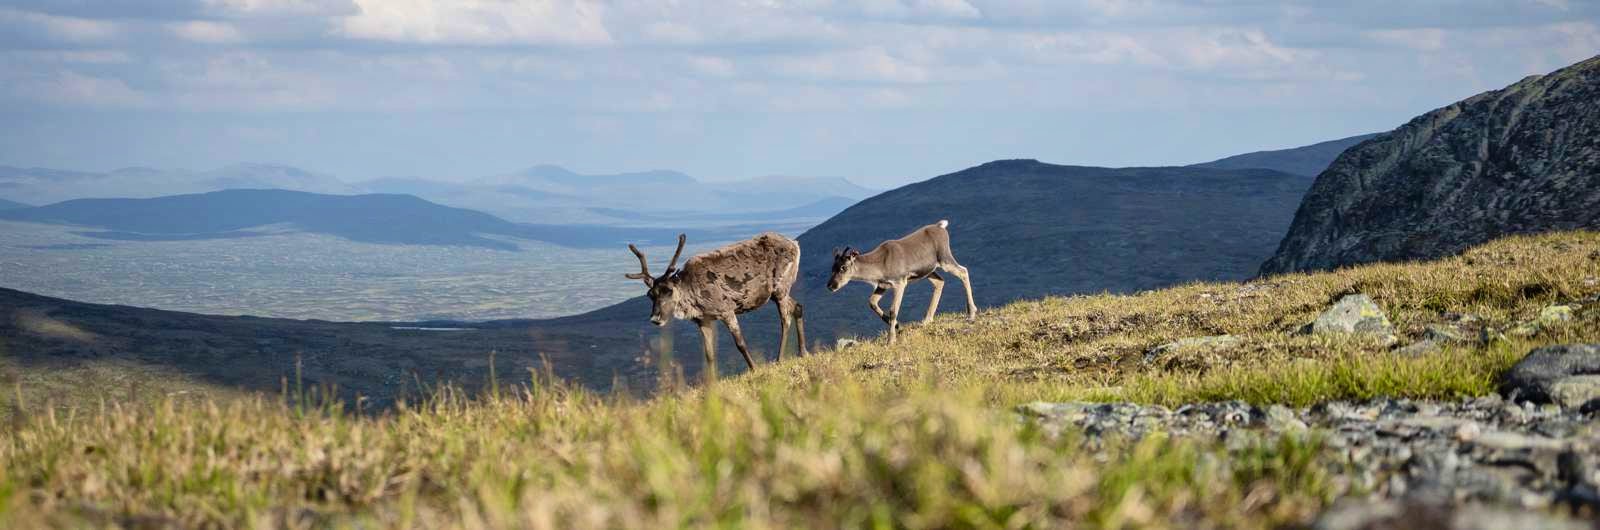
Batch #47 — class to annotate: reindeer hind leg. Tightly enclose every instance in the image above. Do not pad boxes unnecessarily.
[723,315,758,370]
[923,271,946,324]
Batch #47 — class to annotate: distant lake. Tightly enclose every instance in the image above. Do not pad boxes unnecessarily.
[0,220,719,322]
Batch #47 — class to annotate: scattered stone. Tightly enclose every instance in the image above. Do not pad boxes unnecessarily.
[1471,430,1569,452]
[1510,305,1577,337]
[834,338,859,350]
[1424,323,1472,343]
[1021,394,1600,523]
[1143,334,1241,363]
[1313,499,1591,530]
[1303,294,1397,344]
[1397,340,1442,356]
[1548,376,1600,410]
[1502,344,1600,403]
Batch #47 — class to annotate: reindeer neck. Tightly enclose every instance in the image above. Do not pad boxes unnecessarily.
[852,247,898,283]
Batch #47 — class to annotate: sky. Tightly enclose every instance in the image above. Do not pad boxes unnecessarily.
[0,1,1596,188]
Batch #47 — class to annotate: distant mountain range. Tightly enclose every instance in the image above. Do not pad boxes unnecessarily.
[1190,133,1382,176]
[0,163,875,227]
[0,189,753,250]
[1262,55,1600,274]
[0,197,27,210]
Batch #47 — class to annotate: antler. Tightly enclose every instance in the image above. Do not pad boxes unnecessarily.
[625,244,654,286]
[664,234,687,274]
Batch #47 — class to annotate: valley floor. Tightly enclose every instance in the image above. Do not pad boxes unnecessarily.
[3,231,1599,528]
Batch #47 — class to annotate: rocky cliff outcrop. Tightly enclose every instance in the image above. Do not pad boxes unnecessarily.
[1261,56,1600,275]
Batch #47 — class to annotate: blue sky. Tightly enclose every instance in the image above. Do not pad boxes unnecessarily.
[0,0,1595,187]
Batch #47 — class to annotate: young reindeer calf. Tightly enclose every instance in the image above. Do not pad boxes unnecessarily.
[826,220,975,344]
[625,232,807,377]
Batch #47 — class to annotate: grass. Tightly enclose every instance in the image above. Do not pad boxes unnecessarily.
[2,231,1598,528]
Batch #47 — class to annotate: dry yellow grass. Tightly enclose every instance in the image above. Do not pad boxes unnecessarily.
[2,231,1597,529]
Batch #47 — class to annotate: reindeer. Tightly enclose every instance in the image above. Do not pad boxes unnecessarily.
[826,220,974,344]
[625,232,807,376]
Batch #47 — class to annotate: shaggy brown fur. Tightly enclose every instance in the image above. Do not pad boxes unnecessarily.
[627,233,806,375]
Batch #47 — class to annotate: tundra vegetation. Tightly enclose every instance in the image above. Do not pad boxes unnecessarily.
[2,231,1598,529]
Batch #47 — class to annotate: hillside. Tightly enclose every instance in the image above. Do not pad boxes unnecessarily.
[0,286,649,407]
[1262,55,1600,274]
[0,197,27,210]
[4,231,1597,528]
[1190,133,1381,176]
[549,160,1321,376]
[0,189,732,250]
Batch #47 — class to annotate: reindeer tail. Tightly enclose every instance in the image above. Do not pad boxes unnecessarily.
[937,219,949,229]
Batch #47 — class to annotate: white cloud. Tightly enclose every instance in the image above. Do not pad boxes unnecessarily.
[0,8,121,42]
[770,46,933,83]
[10,70,146,106]
[171,20,245,44]
[341,0,613,46]
[1365,28,1447,51]
[686,55,736,78]
[201,0,357,17]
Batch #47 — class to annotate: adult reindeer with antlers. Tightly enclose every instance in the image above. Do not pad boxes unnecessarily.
[624,232,807,376]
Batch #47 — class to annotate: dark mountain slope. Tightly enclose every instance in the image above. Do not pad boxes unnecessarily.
[541,160,1320,377]
[0,189,526,249]
[0,287,644,406]
[1262,55,1600,274]
[0,189,720,249]
[1191,133,1382,177]
[0,197,28,210]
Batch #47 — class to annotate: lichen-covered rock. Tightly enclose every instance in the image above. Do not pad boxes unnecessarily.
[1510,305,1577,337]
[1548,376,1600,410]
[1425,323,1473,343]
[1501,343,1600,404]
[1143,334,1241,363]
[1303,294,1396,343]
[1261,55,1600,275]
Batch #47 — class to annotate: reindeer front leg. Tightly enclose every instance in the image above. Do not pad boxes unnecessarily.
[697,320,718,381]
[868,284,890,323]
[887,280,907,344]
[722,315,758,370]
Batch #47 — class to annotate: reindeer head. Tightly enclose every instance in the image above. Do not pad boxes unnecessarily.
[827,247,861,292]
[625,234,688,327]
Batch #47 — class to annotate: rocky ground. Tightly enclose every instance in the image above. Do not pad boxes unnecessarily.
[1022,347,1600,529]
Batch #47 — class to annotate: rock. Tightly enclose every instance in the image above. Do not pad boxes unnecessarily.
[1454,422,1482,443]
[1143,334,1241,363]
[1397,340,1441,356]
[1510,306,1577,337]
[1260,56,1600,275]
[1424,324,1472,343]
[1471,431,1569,452]
[834,338,859,350]
[1021,394,1600,521]
[1265,404,1307,432]
[1312,498,1592,530]
[1547,376,1600,410]
[1303,294,1396,343]
[1501,344,1600,403]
